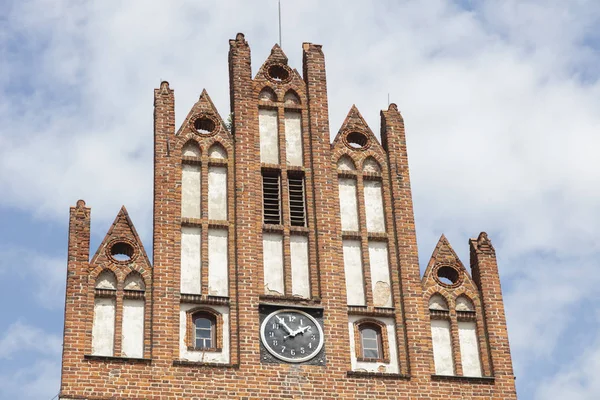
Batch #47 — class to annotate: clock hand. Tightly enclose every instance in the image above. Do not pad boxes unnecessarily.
[294,325,310,335]
[276,316,295,336]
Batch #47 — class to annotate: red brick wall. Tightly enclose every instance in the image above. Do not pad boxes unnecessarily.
[59,33,517,399]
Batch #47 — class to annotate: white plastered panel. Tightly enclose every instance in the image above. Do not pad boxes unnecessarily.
[208,228,228,297]
[208,166,227,221]
[181,164,201,218]
[290,235,310,298]
[181,226,201,294]
[343,240,365,305]
[122,299,144,358]
[259,108,279,164]
[458,321,483,377]
[179,304,230,363]
[368,241,392,307]
[338,178,359,231]
[364,180,385,232]
[263,233,284,295]
[92,297,115,356]
[284,111,303,166]
[208,144,227,159]
[348,315,399,373]
[431,319,454,375]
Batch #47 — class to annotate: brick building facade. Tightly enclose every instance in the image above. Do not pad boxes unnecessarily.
[59,33,517,399]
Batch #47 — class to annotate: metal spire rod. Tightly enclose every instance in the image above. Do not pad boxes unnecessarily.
[278,0,282,48]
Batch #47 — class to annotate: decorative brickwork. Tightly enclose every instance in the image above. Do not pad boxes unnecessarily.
[59,33,517,399]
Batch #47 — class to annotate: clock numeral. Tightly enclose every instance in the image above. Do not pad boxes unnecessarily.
[272,323,279,330]
[272,340,278,346]
[290,349,296,356]
[311,334,316,341]
[300,318,304,326]
[281,346,286,353]
[300,347,305,354]
[306,326,312,332]
[289,315,296,322]
[308,342,312,349]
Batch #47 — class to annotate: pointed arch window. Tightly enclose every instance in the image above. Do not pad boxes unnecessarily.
[456,295,482,377]
[429,294,454,376]
[92,270,117,356]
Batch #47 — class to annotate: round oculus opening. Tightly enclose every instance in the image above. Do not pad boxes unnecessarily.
[437,266,459,286]
[346,131,369,149]
[267,64,290,82]
[110,241,134,262]
[194,117,216,135]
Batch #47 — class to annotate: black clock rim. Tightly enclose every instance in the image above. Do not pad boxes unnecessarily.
[260,308,324,363]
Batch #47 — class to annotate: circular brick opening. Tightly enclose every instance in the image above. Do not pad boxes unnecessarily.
[346,132,369,149]
[110,241,134,262]
[267,64,290,82]
[194,117,216,135]
[436,266,459,286]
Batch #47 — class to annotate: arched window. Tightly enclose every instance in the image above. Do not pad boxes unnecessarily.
[429,294,454,375]
[124,272,145,291]
[456,295,475,312]
[182,141,201,158]
[208,143,227,159]
[456,295,482,377]
[353,319,389,362]
[359,324,382,359]
[337,155,356,171]
[122,272,146,358]
[193,313,216,349]
[284,90,300,105]
[259,87,276,102]
[362,157,381,174]
[92,270,117,356]
[95,270,117,290]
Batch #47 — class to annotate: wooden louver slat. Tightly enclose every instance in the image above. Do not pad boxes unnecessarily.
[262,172,281,225]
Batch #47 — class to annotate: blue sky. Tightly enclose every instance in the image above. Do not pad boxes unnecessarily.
[1,0,600,398]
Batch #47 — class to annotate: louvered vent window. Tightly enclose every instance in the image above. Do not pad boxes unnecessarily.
[262,171,281,225]
[288,174,306,227]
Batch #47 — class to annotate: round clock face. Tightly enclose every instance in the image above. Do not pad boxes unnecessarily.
[260,309,324,363]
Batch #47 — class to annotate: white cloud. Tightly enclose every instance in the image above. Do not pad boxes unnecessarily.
[0,359,60,400]
[0,321,62,359]
[1,0,600,398]
[0,247,65,309]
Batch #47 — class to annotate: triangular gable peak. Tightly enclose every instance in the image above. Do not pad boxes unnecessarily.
[90,206,151,270]
[422,234,477,293]
[332,105,385,158]
[253,44,304,92]
[175,89,231,141]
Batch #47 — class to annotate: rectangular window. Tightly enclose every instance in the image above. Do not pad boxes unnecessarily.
[263,233,284,295]
[284,111,303,166]
[181,226,201,294]
[338,178,359,231]
[288,174,306,227]
[262,171,281,225]
[121,299,144,358]
[259,108,279,164]
[342,240,365,306]
[458,321,483,377]
[431,319,454,375]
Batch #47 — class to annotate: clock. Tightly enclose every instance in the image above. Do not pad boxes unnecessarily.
[260,308,324,363]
